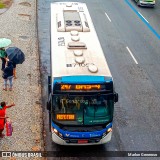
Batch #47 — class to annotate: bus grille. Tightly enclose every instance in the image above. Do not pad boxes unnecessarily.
[64,137,101,144]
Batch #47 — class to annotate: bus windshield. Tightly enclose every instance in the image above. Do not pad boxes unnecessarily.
[52,94,114,126]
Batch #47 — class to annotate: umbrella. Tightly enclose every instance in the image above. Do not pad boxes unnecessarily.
[0,38,12,48]
[6,47,25,64]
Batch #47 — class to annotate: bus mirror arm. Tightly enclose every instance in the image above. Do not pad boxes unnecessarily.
[47,101,51,111]
[47,93,52,110]
[48,76,51,95]
[114,93,118,103]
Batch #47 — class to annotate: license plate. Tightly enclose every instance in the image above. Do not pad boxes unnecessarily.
[78,140,88,144]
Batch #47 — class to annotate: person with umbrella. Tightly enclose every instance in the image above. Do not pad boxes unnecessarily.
[6,47,25,79]
[0,38,11,71]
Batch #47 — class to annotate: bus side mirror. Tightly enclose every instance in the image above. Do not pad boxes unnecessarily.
[47,101,51,111]
[48,76,51,95]
[114,93,118,103]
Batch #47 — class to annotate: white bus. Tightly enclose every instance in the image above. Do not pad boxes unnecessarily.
[47,2,118,145]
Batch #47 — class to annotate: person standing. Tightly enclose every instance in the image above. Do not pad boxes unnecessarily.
[5,56,16,79]
[0,102,15,138]
[0,47,8,71]
[2,61,14,91]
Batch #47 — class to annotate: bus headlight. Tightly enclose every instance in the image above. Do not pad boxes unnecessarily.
[51,127,58,134]
[51,127,63,138]
[107,128,112,133]
[106,123,112,133]
[102,128,112,138]
[53,128,58,134]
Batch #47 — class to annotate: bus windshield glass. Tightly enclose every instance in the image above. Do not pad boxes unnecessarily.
[52,94,114,126]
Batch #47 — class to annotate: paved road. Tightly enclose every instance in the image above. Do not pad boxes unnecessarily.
[129,0,160,34]
[38,0,160,159]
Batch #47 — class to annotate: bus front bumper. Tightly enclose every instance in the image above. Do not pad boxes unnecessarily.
[52,131,112,145]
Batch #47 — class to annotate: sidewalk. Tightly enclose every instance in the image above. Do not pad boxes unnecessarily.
[0,0,44,159]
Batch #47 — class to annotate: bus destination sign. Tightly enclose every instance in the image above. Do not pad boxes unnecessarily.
[60,84,105,91]
[56,114,76,120]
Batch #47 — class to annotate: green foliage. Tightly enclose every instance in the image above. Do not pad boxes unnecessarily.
[0,3,6,9]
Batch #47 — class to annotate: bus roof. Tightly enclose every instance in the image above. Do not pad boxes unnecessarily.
[50,2,112,80]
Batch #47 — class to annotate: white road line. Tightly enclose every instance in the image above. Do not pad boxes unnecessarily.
[126,46,138,64]
[105,12,111,22]
[138,12,149,23]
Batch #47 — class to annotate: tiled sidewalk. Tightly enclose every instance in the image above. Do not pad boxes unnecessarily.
[0,0,44,159]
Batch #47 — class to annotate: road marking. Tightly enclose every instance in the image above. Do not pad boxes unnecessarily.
[105,12,111,22]
[138,12,149,23]
[125,0,160,40]
[126,46,138,64]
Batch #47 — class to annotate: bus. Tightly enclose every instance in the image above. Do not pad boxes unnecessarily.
[47,2,118,145]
